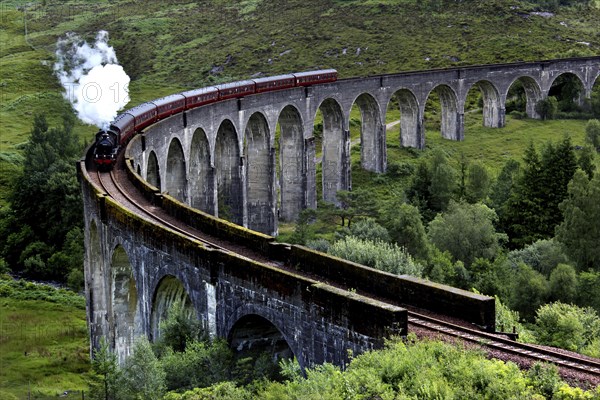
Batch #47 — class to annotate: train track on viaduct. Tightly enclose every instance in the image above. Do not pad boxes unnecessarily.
[89,153,600,387]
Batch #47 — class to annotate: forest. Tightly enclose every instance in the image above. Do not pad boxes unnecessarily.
[1,0,600,398]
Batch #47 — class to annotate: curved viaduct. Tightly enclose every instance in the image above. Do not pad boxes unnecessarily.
[82,57,599,367]
[130,57,599,235]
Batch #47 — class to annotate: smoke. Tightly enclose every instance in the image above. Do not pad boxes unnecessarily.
[54,31,130,129]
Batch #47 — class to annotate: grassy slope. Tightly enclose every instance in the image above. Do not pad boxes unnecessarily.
[0,291,89,399]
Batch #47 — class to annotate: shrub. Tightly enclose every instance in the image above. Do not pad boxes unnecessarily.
[533,302,600,353]
[328,236,423,277]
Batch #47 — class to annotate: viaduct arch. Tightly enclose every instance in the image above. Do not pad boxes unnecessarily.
[83,57,598,367]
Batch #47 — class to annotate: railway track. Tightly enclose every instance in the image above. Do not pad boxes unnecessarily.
[91,161,600,383]
[96,168,230,253]
[408,313,600,379]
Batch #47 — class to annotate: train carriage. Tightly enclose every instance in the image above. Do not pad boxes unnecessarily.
[181,87,219,109]
[293,69,338,86]
[152,94,186,120]
[217,80,256,101]
[253,74,296,93]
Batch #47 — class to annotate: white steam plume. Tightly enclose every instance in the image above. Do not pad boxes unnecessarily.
[54,31,130,129]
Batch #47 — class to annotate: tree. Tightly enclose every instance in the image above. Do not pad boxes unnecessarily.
[465,161,490,203]
[510,263,549,320]
[1,114,83,281]
[577,145,596,178]
[427,201,506,267]
[429,149,457,213]
[335,188,378,227]
[535,96,558,120]
[549,263,578,303]
[556,170,600,271]
[346,218,390,242]
[502,138,577,248]
[120,337,166,400]
[533,302,600,353]
[506,239,569,277]
[380,202,429,261]
[577,271,600,313]
[155,301,206,354]
[88,339,121,400]
[585,119,600,151]
[489,159,520,223]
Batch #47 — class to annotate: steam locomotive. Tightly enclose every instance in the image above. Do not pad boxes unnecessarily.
[93,69,338,170]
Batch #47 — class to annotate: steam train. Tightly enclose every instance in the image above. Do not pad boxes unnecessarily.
[93,69,338,170]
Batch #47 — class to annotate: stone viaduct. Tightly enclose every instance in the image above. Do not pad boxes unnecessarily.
[129,57,599,235]
[82,57,599,367]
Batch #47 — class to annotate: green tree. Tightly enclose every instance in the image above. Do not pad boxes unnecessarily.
[380,202,429,261]
[346,218,390,242]
[1,114,83,281]
[533,302,600,353]
[465,161,491,203]
[155,301,206,354]
[427,201,506,267]
[585,119,600,151]
[489,159,520,223]
[506,239,569,277]
[556,170,600,271]
[335,188,378,227]
[576,270,600,313]
[549,263,578,303]
[535,96,558,120]
[577,145,596,178]
[88,339,121,400]
[120,337,166,400]
[502,138,577,248]
[510,263,549,320]
[429,149,457,212]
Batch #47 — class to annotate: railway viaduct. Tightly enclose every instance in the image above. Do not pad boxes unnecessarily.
[82,57,599,366]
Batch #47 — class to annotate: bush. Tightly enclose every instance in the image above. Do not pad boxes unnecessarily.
[328,236,423,277]
[535,97,558,120]
[386,161,415,178]
[347,218,390,242]
[509,110,527,119]
[533,302,600,353]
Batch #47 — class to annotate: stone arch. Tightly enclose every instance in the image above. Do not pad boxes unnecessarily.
[215,119,243,225]
[166,138,187,202]
[506,76,543,119]
[548,72,585,112]
[318,98,346,204]
[352,93,385,173]
[111,245,140,363]
[277,105,305,222]
[388,89,423,149]
[150,275,197,343]
[245,112,275,234]
[147,150,161,190]
[189,128,214,214]
[426,85,461,140]
[228,314,296,366]
[87,219,105,352]
[468,80,503,128]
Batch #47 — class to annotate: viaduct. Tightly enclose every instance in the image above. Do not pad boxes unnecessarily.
[81,57,600,367]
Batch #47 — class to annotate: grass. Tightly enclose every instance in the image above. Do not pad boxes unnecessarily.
[0,278,90,399]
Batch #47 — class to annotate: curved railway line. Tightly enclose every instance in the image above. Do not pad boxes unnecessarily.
[89,155,600,386]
